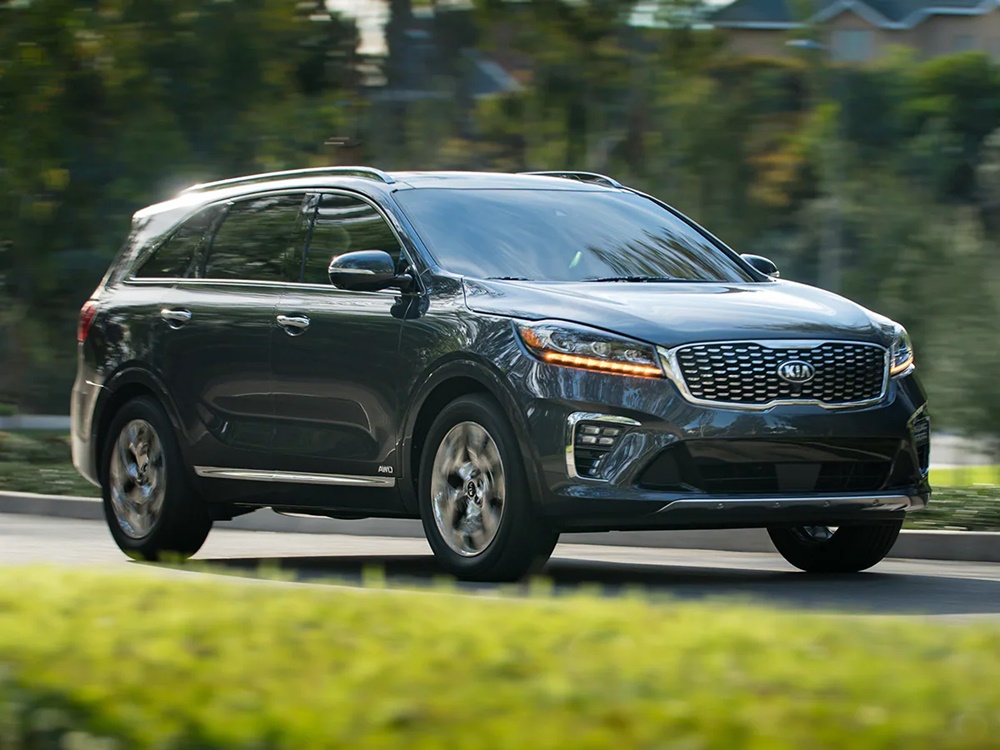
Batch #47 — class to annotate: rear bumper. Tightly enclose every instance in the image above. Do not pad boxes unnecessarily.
[70,356,103,487]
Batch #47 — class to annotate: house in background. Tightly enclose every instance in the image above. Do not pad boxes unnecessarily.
[711,0,1000,62]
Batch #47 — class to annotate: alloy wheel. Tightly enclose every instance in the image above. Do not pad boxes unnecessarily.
[108,419,167,539]
[429,421,506,557]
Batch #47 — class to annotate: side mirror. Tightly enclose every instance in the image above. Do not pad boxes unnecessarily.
[741,254,780,279]
[328,250,413,292]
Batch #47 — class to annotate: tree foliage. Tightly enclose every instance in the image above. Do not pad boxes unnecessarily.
[2,0,1000,437]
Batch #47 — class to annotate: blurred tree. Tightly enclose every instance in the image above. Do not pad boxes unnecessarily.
[906,52,1000,200]
[0,0,361,409]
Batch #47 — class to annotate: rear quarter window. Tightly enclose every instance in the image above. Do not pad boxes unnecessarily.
[133,206,221,279]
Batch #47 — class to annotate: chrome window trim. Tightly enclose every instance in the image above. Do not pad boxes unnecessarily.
[658,339,890,411]
[194,466,396,487]
[565,412,641,481]
[123,276,399,296]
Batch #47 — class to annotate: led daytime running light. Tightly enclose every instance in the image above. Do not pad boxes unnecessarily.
[542,351,663,378]
[890,352,914,376]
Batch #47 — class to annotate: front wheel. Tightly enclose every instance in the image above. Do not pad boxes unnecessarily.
[767,522,902,573]
[418,394,558,581]
[101,397,212,561]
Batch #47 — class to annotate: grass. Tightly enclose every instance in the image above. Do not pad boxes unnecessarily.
[0,568,998,749]
[930,465,1000,487]
[0,430,97,496]
[1,431,998,530]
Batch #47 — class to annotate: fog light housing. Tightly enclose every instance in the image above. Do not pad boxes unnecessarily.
[566,413,639,480]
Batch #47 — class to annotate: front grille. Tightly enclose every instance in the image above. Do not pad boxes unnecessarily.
[673,341,886,407]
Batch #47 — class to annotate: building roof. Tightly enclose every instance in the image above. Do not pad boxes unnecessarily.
[711,0,998,29]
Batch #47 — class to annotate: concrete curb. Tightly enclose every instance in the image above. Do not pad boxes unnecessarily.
[1,490,997,562]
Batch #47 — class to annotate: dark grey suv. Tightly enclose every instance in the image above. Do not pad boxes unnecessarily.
[72,168,930,580]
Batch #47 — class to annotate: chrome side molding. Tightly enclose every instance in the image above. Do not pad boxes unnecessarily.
[194,466,396,488]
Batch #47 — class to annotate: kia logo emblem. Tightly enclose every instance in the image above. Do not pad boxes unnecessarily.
[777,360,815,384]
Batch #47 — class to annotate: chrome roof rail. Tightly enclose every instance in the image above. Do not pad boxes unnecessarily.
[180,166,396,194]
[520,171,623,189]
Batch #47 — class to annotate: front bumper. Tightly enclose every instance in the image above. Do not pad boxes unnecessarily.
[508,357,930,532]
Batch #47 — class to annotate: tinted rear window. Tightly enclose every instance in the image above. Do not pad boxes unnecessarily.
[204,194,306,282]
[395,189,755,283]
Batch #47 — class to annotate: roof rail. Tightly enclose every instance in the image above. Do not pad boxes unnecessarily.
[520,171,623,189]
[180,166,396,194]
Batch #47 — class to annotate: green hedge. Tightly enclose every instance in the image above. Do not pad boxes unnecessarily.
[0,569,998,749]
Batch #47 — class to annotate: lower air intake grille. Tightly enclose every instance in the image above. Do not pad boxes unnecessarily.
[572,421,626,479]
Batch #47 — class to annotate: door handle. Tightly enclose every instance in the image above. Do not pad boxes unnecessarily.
[160,308,192,327]
[276,314,310,335]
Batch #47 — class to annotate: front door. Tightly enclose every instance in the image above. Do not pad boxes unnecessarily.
[270,191,407,513]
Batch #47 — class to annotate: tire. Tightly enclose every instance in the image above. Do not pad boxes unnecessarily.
[101,396,211,561]
[418,394,558,581]
[767,522,902,573]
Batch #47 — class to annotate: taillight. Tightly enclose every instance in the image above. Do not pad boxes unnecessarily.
[78,299,100,343]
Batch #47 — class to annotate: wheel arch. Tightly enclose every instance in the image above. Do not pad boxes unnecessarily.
[399,357,540,516]
[92,365,188,481]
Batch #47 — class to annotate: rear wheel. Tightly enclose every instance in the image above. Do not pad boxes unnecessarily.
[419,394,558,581]
[767,522,902,573]
[101,397,211,561]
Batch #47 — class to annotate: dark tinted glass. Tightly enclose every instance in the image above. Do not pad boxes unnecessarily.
[303,193,401,285]
[395,189,756,283]
[204,194,307,281]
[135,205,220,278]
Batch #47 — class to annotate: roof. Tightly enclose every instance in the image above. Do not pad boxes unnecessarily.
[711,0,998,29]
[136,170,616,219]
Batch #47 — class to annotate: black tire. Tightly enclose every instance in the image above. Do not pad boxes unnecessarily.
[418,394,558,581]
[767,522,902,573]
[101,396,211,561]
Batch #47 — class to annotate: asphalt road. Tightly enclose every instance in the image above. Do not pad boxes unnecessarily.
[3,513,1000,617]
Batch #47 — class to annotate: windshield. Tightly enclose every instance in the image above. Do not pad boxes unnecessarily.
[394,188,756,283]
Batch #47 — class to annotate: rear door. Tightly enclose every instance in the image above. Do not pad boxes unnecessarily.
[159,192,311,483]
[269,191,408,512]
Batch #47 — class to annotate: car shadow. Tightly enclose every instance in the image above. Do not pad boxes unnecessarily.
[164,552,1000,616]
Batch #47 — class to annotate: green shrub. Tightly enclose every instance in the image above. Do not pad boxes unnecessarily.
[0,569,997,749]
[910,487,1000,531]
[0,430,97,496]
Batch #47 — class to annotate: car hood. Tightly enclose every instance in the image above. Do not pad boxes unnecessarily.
[462,278,892,348]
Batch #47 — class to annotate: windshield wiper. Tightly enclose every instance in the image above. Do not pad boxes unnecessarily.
[485,276,531,281]
[585,275,677,282]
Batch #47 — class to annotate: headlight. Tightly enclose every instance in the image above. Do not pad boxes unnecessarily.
[514,320,664,378]
[890,328,914,377]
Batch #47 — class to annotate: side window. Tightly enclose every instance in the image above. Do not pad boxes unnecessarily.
[203,194,308,282]
[134,205,220,279]
[302,193,402,285]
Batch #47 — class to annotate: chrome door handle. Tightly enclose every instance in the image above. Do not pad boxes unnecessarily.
[160,308,192,327]
[276,314,310,335]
